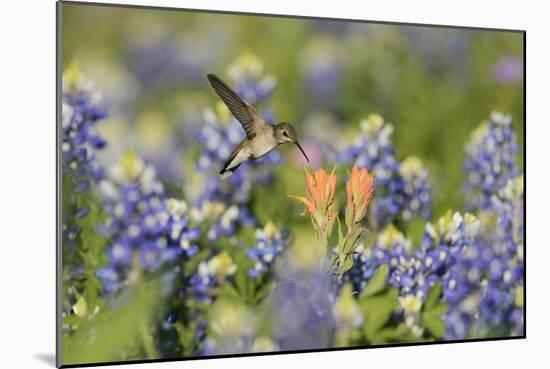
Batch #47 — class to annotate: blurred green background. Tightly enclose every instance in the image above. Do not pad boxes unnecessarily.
[61,3,524,219]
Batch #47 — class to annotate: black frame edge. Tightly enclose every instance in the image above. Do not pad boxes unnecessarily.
[60,335,525,368]
[56,1,63,368]
[58,0,526,33]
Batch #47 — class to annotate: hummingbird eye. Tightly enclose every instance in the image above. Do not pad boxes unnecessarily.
[283,131,289,137]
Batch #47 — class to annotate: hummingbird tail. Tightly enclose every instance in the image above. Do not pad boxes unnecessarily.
[219,169,233,180]
[219,162,243,180]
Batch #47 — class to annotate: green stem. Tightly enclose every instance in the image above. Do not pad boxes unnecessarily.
[139,320,158,359]
[314,232,328,270]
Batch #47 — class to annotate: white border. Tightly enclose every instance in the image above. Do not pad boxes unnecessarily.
[1,1,546,368]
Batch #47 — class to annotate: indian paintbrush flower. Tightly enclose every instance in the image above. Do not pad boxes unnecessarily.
[334,165,375,277]
[345,164,375,229]
[289,167,338,266]
[289,167,338,239]
[290,165,375,277]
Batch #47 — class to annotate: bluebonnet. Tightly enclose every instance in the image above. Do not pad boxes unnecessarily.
[226,52,277,106]
[124,31,225,93]
[464,112,519,211]
[132,112,186,184]
[62,64,107,217]
[312,19,352,36]
[445,239,523,339]
[418,212,480,301]
[300,37,344,107]
[397,294,425,338]
[246,222,289,278]
[61,63,109,299]
[491,175,524,260]
[188,251,237,304]
[356,212,479,338]
[343,225,414,297]
[344,211,479,304]
[271,262,336,350]
[97,150,200,295]
[396,156,432,222]
[332,284,363,340]
[446,113,523,339]
[342,243,377,294]
[340,114,432,227]
[446,177,524,339]
[189,201,248,242]
[200,299,278,355]
[406,29,470,77]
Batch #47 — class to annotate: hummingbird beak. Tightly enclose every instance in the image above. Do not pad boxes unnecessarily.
[294,141,310,163]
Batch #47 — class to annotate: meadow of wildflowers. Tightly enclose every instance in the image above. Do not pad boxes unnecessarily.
[59,3,524,366]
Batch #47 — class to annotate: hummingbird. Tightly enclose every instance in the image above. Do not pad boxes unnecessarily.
[206,73,310,179]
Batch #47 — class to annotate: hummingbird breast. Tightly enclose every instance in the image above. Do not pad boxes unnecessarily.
[249,131,278,159]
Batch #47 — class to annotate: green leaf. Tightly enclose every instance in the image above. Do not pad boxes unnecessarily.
[360,287,399,341]
[62,280,162,365]
[421,312,446,338]
[72,295,88,317]
[406,218,427,249]
[219,282,243,300]
[339,255,354,275]
[175,321,203,356]
[424,282,442,311]
[337,216,343,244]
[253,281,275,304]
[361,265,389,298]
[329,254,338,270]
[428,302,449,315]
[376,323,409,342]
[234,268,248,298]
[343,228,364,254]
[62,314,82,326]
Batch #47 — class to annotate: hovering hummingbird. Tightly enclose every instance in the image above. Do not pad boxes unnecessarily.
[206,73,310,179]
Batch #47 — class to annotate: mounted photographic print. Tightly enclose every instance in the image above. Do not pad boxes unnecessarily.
[57,1,525,367]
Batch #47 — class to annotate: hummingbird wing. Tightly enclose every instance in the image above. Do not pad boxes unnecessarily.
[220,139,248,174]
[207,73,267,139]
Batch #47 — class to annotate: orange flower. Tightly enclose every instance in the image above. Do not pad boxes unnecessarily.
[345,165,375,229]
[289,167,337,235]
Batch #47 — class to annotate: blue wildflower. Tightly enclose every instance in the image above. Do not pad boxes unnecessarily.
[341,243,376,294]
[246,222,289,278]
[226,52,277,105]
[464,112,519,211]
[62,63,107,219]
[271,262,336,350]
[340,114,432,227]
[301,37,344,107]
[449,176,524,338]
[345,211,478,306]
[97,150,200,295]
[188,251,237,304]
[200,299,258,355]
[190,202,244,242]
[447,113,524,338]
[396,156,432,221]
[125,31,225,92]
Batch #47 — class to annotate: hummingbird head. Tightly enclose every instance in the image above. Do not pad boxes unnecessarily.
[274,122,310,163]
